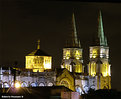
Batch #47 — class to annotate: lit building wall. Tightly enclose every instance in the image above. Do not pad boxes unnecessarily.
[0,67,56,88]
[101,62,111,77]
[88,46,111,90]
[26,56,52,72]
[90,46,109,59]
[88,62,96,77]
[61,48,83,73]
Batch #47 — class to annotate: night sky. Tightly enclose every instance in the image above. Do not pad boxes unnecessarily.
[0,1,120,91]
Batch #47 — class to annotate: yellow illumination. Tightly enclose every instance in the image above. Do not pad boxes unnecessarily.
[75,64,83,73]
[102,63,110,77]
[76,57,79,59]
[44,57,51,69]
[66,57,69,59]
[65,64,70,71]
[33,69,44,72]
[26,56,52,72]
[102,72,108,77]
[75,50,80,59]
[66,50,70,59]
[92,55,96,58]
[91,62,96,76]
[33,69,38,72]
[92,73,95,76]
[92,49,98,58]
[15,82,21,88]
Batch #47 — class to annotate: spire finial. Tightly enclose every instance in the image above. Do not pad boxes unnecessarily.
[37,39,40,49]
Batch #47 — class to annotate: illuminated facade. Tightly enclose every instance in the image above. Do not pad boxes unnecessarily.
[26,40,52,72]
[0,11,111,95]
[88,11,111,89]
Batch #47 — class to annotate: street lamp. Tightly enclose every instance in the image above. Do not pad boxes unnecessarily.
[15,82,21,88]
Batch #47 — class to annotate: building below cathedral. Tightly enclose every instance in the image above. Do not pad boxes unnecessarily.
[0,11,111,95]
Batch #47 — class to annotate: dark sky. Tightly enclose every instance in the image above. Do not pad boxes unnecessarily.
[0,1,121,91]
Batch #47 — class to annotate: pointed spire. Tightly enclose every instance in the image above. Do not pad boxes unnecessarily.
[65,13,81,48]
[97,11,107,46]
[37,39,40,49]
[72,13,78,47]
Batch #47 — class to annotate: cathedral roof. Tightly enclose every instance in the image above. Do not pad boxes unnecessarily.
[27,40,51,56]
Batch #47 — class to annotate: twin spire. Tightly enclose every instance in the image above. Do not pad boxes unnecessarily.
[36,11,107,49]
[66,11,108,48]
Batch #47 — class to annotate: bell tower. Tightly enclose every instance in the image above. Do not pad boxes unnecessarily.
[88,11,111,90]
[61,13,84,73]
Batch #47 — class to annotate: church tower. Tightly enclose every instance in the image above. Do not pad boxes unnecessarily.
[61,13,84,73]
[88,11,111,90]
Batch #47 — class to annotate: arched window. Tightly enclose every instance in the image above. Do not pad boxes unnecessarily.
[39,83,45,86]
[3,82,9,88]
[21,82,28,87]
[75,86,84,95]
[48,82,53,86]
[31,82,37,87]
[90,85,95,90]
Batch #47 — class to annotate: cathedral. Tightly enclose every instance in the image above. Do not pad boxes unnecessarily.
[0,11,111,95]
